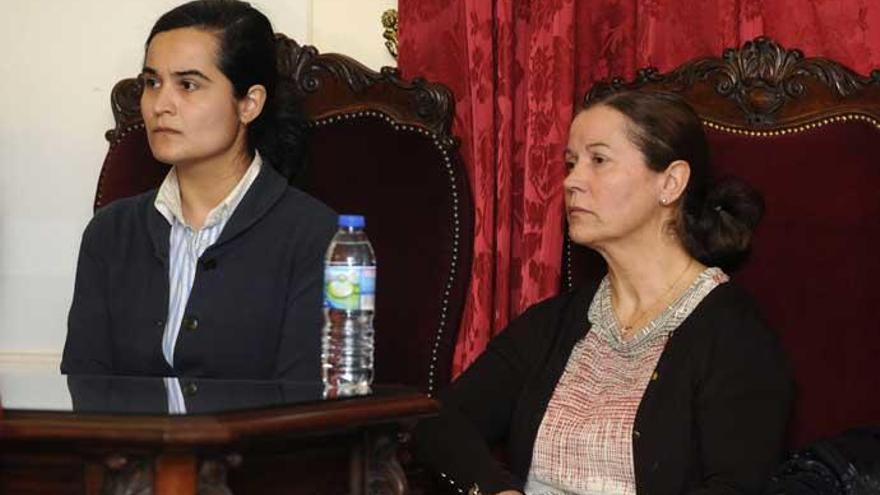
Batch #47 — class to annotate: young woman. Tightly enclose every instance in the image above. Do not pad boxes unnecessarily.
[62,0,336,381]
[415,91,793,495]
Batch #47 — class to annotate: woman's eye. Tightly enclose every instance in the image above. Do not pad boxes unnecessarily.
[141,76,159,89]
[592,155,606,165]
[564,160,575,172]
[181,80,198,91]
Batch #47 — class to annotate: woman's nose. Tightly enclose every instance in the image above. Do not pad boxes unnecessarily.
[150,85,175,116]
[563,162,588,192]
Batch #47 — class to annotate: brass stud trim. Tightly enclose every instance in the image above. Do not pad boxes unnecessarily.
[702,113,880,137]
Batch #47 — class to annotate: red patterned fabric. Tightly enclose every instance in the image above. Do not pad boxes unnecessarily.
[399,0,880,375]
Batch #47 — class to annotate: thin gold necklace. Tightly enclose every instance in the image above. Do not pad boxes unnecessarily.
[617,258,695,335]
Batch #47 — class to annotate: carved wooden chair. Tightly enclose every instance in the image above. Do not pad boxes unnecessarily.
[98,35,474,398]
[565,37,880,487]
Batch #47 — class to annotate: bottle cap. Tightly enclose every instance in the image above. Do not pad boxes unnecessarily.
[338,215,365,228]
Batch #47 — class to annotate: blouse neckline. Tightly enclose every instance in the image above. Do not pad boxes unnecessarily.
[588,266,729,354]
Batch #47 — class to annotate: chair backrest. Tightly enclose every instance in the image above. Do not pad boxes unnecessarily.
[97,35,474,396]
[565,37,880,448]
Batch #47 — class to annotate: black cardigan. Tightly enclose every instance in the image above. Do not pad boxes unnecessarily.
[61,164,337,380]
[414,281,793,495]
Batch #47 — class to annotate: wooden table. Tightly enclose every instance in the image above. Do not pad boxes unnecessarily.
[0,373,438,494]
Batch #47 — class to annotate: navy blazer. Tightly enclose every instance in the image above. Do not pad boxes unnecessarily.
[62,164,337,380]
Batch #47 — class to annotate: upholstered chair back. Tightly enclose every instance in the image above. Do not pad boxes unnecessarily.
[566,37,880,448]
[97,35,474,396]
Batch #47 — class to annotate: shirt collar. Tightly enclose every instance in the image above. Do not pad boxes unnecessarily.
[154,152,263,230]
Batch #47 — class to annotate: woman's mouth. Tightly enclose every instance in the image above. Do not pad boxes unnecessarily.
[152,126,181,134]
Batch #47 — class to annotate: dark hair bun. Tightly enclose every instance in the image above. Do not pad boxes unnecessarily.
[683,177,765,271]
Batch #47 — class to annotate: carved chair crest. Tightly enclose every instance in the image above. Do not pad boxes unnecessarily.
[586,36,880,129]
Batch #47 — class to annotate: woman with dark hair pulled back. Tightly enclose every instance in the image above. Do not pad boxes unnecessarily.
[596,90,766,271]
[414,90,792,495]
[62,0,336,387]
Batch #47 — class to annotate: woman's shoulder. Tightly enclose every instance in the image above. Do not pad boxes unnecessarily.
[690,281,769,333]
[271,186,337,241]
[680,280,788,368]
[249,162,336,228]
[277,185,336,222]
[86,190,158,237]
[494,281,600,345]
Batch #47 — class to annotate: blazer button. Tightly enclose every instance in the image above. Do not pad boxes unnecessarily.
[651,371,659,381]
[182,382,198,397]
[200,258,217,271]
[633,430,641,439]
[182,316,199,331]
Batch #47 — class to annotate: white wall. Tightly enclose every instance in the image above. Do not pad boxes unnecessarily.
[0,0,396,370]
[312,0,398,70]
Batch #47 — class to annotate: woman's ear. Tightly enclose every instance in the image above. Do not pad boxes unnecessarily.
[659,160,691,205]
[238,84,267,125]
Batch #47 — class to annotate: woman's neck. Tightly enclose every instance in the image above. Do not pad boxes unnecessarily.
[175,147,253,230]
[598,232,703,329]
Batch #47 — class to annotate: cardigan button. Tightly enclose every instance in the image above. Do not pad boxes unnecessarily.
[182,382,198,397]
[651,371,659,381]
[182,316,199,331]
[633,430,641,439]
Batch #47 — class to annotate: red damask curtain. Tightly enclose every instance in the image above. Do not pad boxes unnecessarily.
[398,0,880,376]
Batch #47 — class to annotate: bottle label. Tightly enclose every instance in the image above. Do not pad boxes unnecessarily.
[324,265,376,310]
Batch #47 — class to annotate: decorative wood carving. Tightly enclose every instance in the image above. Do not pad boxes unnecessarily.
[382,9,399,59]
[105,78,144,143]
[96,454,239,495]
[366,432,408,495]
[195,456,239,495]
[277,34,455,145]
[106,35,456,149]
[100,455,152,495]
[586,36,880,129]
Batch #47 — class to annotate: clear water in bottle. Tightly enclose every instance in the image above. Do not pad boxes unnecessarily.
[322,214,376,396]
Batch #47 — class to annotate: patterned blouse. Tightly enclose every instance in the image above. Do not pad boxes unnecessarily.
[524,267,729,495]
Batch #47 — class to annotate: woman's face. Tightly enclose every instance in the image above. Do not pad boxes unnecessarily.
[140,27,245,167]
[563,105,667,249]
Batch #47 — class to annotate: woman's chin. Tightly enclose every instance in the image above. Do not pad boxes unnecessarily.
[147,145,177,164]
[568,227,599,248]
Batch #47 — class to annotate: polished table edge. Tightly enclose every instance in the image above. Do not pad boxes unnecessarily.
[0,392,439,446]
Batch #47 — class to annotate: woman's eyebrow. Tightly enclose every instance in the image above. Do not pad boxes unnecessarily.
[172,69,213,82]
[139,66,212,82]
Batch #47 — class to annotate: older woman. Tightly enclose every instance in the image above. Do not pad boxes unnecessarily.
[61,0,336,382]
[415,91,793,495]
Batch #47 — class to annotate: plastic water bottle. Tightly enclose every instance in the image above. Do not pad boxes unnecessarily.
[322,214,377,397]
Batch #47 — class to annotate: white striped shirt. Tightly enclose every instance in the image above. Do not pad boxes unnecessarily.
[154,153,262,413]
